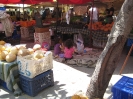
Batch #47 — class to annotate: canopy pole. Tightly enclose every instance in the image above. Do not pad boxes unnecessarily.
[89,0,94,48]
[22,0,24,20]
[55,0,59,34]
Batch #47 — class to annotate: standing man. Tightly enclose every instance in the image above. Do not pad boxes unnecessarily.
[88,5,99,22]
[105,3,114,23]
[66,8,71,25]
[86,5,91,24]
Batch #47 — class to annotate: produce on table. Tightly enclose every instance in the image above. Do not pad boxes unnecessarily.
[17,49,30,56]
[28,48,34,54]
[88,21,114,31]
[0,45,5,51]
[33,44,41,51]
[0,41,6,45]
[33,52,44,60]
[0,42,45,62]
[5,47,11,52]
[9,46,18,55]
[6,53,16,62]
[0,51,9,60]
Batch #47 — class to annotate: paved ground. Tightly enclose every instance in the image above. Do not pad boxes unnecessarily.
[0,42,133,99]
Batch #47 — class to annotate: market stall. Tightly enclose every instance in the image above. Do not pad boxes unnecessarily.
[0,42,54,96]
[50,21,112,48]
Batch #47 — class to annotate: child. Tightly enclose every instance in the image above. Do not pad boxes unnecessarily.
[53,37,62,58]
[64,39,75,60]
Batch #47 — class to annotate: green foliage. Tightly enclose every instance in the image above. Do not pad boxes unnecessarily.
[70,16,82,22]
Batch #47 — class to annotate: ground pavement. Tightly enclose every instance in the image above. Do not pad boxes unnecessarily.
[0,43,133,99]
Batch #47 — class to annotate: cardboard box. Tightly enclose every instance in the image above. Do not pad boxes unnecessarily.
[17,51,53,78]
[35,27,49,33]
[34,32,51,45]
[20,27,29,38]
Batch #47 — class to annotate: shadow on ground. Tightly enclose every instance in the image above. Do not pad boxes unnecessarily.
[0,81,69,99]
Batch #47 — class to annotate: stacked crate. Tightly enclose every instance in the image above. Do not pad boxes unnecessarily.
[17,51,54,96]
[112,76,133,99]
[34,27,51,46]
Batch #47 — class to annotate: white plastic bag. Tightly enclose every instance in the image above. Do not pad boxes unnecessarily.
[74,33,84,54]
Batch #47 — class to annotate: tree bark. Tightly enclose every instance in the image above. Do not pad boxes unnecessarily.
[86,0,133,99]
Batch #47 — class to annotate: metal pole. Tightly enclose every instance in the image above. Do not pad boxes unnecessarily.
[22,0,25,20]
[89,0,94,48]
[55,0,59,34]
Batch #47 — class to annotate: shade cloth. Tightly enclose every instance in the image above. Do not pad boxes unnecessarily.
[0,0,20,4]
[34,0,92,4]
[0,60,22,96]
[58,0,92,4]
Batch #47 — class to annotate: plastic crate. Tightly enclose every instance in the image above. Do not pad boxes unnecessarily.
[111,76,133,99]
[0,79,8,90]
[19,70,54,97]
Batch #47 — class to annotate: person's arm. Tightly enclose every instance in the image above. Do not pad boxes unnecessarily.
[73,46,77,53]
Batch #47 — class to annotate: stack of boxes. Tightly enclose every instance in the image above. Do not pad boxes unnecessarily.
[112,76,133,99]
[17,51,54,96]
[34,27,51,46]
[20,27,30,39]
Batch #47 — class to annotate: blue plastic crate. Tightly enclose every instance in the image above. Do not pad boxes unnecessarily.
[0,79,8,90]
[112,76,133,99]
[19,70,54,97]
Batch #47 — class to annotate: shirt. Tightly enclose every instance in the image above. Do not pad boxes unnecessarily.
[89,7,98,20]
[54,43,61,56]
[64,47,74,58]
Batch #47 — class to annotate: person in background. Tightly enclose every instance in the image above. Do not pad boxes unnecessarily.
[88,5,99,22]
[16,11,20,21]
[66,8,71,24]
[105,3,114,23]
[42,9,48,20]
[31,10,35,20]
[86,5,91,24]
[64,39,75,60]
[52,7,60,18]
[53,37,62,58]
[106,3,114,18]
[34,11,43,27]
[20,13,23,20]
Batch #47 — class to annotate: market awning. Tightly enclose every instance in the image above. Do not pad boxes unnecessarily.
[34,0,93,4]
[57,0,92,4]
[0,0,20,4]
[0,0,39,4]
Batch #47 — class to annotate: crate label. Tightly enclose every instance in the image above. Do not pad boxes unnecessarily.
[17,61,31,76]
[41,83,46,87]
[25,63,31,76]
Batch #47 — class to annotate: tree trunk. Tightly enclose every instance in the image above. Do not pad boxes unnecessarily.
[86,0,133,99]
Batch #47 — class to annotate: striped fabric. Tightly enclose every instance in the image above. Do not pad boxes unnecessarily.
[0,60,22,95]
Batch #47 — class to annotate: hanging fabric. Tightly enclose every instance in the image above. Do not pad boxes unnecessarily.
[0,11,14,37]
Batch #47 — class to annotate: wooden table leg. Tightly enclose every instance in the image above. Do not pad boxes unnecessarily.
[119,44,133,75]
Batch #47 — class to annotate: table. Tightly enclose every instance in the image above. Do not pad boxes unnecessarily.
[50,26,110,48]
[0,60,22,95]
